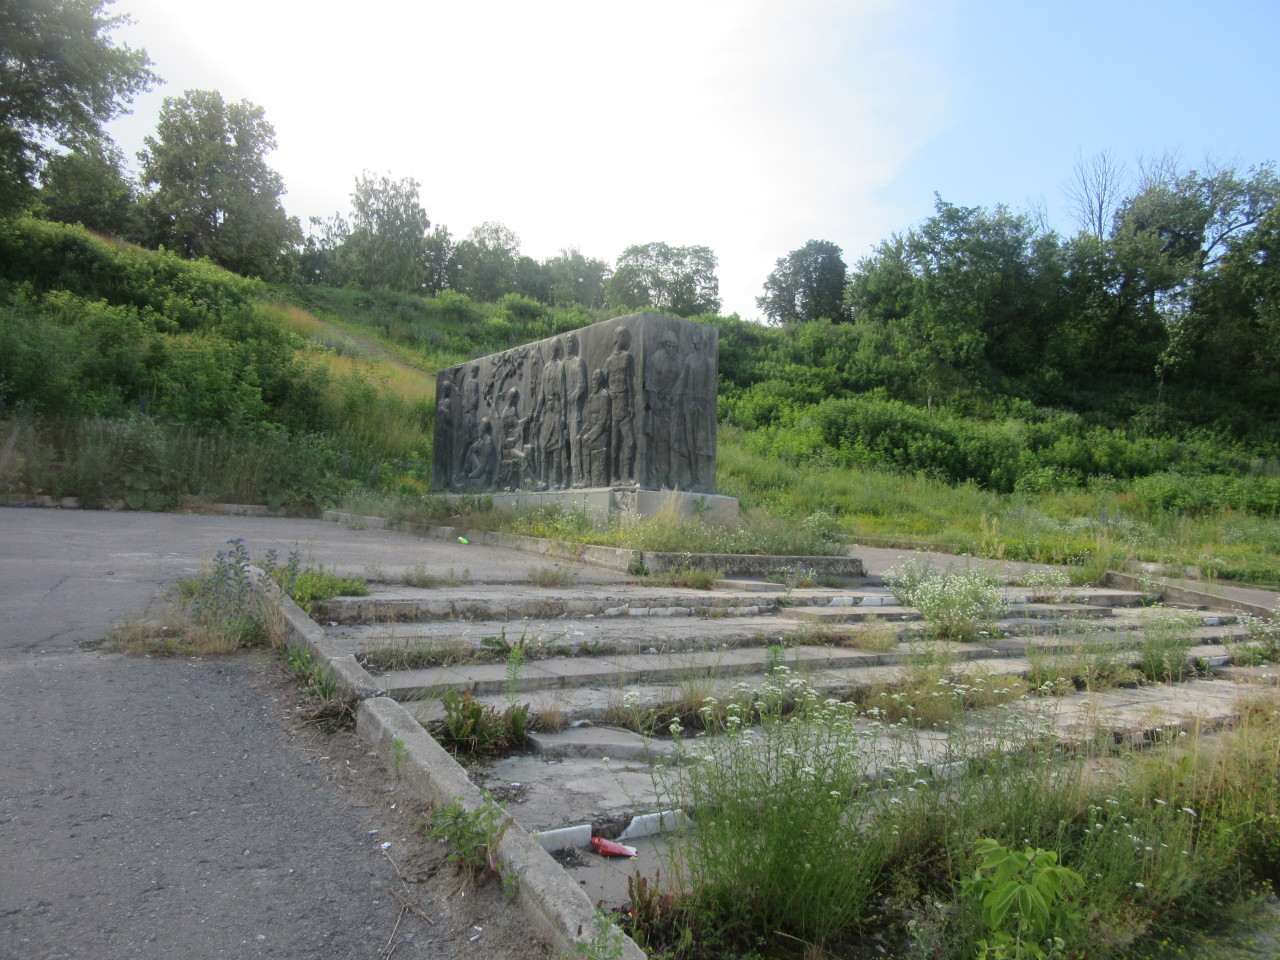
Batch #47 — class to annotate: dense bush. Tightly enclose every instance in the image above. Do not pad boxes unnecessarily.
[0,218,261,328]
[2,418,340,511]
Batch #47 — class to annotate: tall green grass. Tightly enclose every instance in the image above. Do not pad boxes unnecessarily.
[718,427,1280,586]
[640,680,1280,959]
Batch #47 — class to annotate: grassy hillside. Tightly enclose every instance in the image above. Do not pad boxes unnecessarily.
[3,216,1280,585]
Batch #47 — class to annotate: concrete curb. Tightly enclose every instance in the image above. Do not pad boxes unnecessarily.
[255,572,386,699]
[1106,571,1277,619]
[321,510,869,580]
[358,698,647,960]
[257,571,647,958]
[640,551,865,578]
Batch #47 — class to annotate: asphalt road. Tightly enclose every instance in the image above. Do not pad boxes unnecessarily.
[0,508,546,960]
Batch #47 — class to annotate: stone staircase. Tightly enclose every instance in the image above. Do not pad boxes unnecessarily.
[315,579,1271,761]
[311,561,1278,912]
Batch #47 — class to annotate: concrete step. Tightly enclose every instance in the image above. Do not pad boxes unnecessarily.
[467,673,1267,838]
[385,627,1246,712]
[348,611,1249,680]
[315,583,1156,626]
[379,641,991,699]
[316,585,786,624]
[791,602,1124,625]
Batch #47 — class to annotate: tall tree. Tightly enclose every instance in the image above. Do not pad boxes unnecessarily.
[0,0,156,215]
[542,247,610,308]
[422,224,456,295]
[37,138,138,237]
[607,241,720,316]
[341,171,431,291]
[1065,150,1126,239]
[138,89,300,279]
[454,220,520,302]
[757,239,847,323]
[847,198,1063,406]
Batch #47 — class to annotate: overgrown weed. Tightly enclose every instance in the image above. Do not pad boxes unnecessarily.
[528,564,575,587]
[887,558,1007,641]
[642,680,1280,959]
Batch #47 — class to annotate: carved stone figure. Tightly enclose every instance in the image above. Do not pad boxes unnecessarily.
[435,380,456,489]
[580,368,611,488]
[679,325,716,488]
[534,338,567,489]
[563,333,588,487]
[644,329,682,488]
[432,312,718,495]
[460,364,483,483]
[604,325,636,483]
[462,418,497,490]
[497,386,529,490]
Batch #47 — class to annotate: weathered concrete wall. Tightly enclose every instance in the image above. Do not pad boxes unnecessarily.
[433,312,718,495]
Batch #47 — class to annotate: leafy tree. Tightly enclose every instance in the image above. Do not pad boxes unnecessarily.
[341,171,432,291]
[455,220,519,302]
[606,241,720,316]
[542,247,610,308]
[514,254,549,303]
[1110,161,1280,393]
[757,239,847,323]
[422,224,457,295]
[138,89,300,279]
[0,0,156,215]
[1187,202,1280,409]
[36,138,139,237]
[300,212,347,285]
[848,198,1059,406]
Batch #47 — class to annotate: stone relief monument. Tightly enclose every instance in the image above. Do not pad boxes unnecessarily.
[433,312,729,517]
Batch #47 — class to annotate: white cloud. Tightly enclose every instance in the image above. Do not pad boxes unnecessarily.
[109,0,953,315]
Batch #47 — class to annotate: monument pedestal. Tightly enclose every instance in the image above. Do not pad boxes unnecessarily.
[450,487,739,525]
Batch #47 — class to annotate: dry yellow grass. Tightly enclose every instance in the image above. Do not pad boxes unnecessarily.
[263,303,436,404]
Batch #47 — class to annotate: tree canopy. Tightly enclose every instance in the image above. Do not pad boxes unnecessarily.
[340,171,433,291]
[138,89,299,279]
[36,138,137,237]
[0,0,157,215]
[606,241,720,317]
[455,221,520,303]
[757,239,847,323]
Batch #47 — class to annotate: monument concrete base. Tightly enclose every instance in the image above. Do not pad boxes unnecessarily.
[448,487,739,525]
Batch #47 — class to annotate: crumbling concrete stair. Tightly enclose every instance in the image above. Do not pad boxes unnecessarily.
[311,571,1277,862]
[317,580,1260,736]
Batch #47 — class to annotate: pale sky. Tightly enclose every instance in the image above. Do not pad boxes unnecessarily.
[105,0,1280,318]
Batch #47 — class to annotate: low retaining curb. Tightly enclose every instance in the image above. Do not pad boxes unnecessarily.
[357,698,646,960]
[1106,571,1276,619]
[639,551,865,578]
[258,571,647,958]
[257,573,385,699]
[321,511,642,572]
[321,510,867,579]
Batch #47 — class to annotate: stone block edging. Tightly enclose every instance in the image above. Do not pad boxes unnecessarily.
[321,510,869,579]
[358,698,647,960]
[255,571,385,699]
[321,510,643,572]
[257,569,646,958]
[640,551,865,578]
[1106,571,1276,619]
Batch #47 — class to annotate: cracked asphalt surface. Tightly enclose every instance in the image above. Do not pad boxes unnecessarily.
[0,508,546,960]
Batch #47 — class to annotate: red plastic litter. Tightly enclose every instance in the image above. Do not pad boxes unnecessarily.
[589,837,637,857]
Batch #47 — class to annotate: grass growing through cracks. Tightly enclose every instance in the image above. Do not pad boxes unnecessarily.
[634,675,1280,960]
[111,539,366,657]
